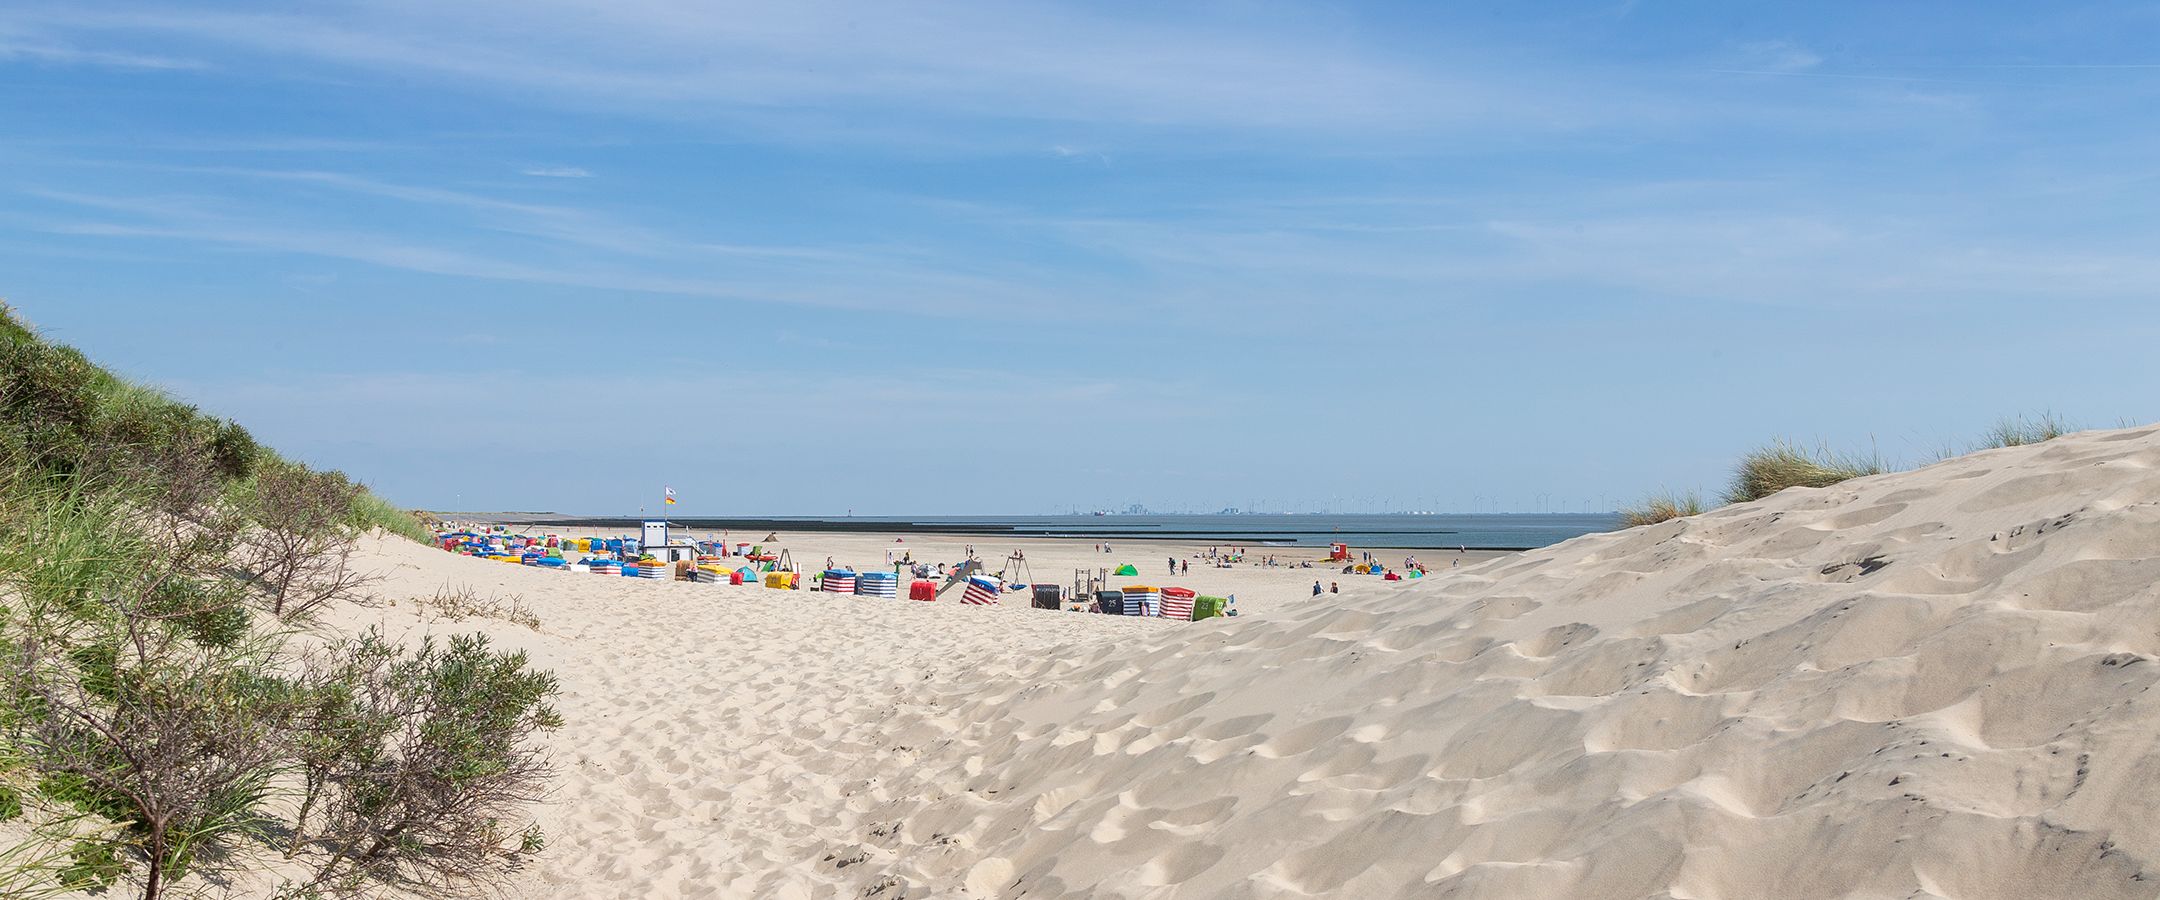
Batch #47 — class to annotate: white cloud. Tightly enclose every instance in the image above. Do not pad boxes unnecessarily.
[520,165,591,178]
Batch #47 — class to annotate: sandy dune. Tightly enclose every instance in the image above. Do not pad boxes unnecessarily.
[350,425,2160,898]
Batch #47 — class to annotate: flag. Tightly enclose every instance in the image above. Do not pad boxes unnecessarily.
[664,486,677,506]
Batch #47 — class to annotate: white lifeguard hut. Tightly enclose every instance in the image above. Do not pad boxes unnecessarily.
[641,519,699,564]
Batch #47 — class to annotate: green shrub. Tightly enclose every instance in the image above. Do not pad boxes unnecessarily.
[290,630,559,894]
[147,578,253,650]
[1725,440,1886,504]
[59,839,126,892]
[237,461,373,619]
[1618,492,1704,527]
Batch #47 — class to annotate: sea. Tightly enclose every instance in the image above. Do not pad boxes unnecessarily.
[502,513,1621,551]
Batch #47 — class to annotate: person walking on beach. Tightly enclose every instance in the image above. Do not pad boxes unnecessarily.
[1168,556,1177,575]
[1180,559,1189,575]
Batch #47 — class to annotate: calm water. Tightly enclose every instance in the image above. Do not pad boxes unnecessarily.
[517,513,1620,551]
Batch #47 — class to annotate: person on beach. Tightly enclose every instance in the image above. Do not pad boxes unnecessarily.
[1180,559,1189,575]
[1168,556,1177,575]
[1313,581,1323,596]
[1330,582,1340,594]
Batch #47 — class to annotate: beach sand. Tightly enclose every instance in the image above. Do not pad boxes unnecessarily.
[330,425,2160,898]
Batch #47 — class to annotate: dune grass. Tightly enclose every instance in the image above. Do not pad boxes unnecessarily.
[348,488,433,543]
[1976,411,2077,450]
[1617,491,1704,528]
[1724,440,1887,505]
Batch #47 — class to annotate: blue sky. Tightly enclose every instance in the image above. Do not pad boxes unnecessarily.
[4,1,2158,515]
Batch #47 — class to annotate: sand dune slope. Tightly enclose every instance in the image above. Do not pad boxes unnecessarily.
[835,427,2160,898]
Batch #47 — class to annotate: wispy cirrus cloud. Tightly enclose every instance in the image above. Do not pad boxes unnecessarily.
[16,183,1086,318]
[0,33,201,70]
[519,165,591,178]
[1,2,1642,141]
[1730,39,1822,73]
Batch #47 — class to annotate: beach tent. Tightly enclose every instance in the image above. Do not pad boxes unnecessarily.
[1095,590,1125,615]
[1113,564,1139,576]
[1122,585,1160,617]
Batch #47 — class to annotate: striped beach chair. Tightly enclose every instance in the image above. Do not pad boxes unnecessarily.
[961,575,1001,605]
[1159,587,1197,621]
[1122,586,1160,617]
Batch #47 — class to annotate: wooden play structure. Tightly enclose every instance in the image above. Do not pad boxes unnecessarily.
[996,549,1035,587]
[1073,567,1108,602]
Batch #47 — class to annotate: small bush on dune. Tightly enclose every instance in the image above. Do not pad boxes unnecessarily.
[1618,492,1704,527]
[287,630,560,897]
[1724,440,1886,504]
[237,461,373,620]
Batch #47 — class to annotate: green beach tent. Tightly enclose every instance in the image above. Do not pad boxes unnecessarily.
[1113,564,1138,576]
